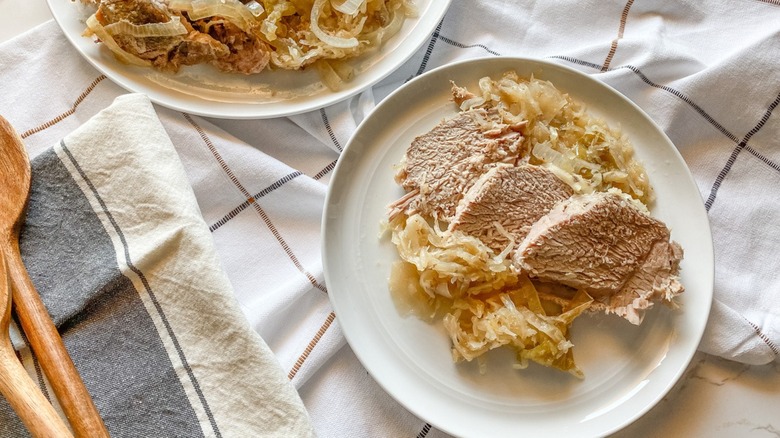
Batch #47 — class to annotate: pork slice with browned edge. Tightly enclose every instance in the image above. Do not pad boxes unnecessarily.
[513,191,684,324]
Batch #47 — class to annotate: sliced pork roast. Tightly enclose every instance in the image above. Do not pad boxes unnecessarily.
[448,164,573,253]
[513,191,683,324]
[388,108,527,221]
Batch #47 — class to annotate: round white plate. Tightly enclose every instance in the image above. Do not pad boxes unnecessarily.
[46,0,451,119]
[322,57,714,437]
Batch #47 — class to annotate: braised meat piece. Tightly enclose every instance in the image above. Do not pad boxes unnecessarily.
[389,108,527,221]
[193,20,271,74]
[95,0,230,72]
[513,191,683,324]
[448,164,573,253]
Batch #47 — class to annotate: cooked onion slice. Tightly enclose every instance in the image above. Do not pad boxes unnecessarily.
[332,0,366,15]
[315,59,356,91]
[315,60,342,91]
[103,18,187,38]
[361,5,404,46]
[84,14,151,67]
[311,0,359,49]
[168,0,260,33]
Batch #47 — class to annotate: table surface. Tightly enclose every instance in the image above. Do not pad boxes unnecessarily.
[3,2,779,437]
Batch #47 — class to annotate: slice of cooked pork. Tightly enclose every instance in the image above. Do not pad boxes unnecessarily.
[513,191,683,324]
[389,108,526,221]
[448,164,573,253]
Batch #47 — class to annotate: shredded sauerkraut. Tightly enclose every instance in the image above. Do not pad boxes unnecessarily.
[387,214,592,377]
[456,72,653,205]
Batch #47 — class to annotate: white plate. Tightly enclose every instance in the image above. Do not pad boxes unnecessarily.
[322,57,714,437]
[46,0,451,119]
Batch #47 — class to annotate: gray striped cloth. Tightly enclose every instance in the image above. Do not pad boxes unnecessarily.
[0,94,313,437]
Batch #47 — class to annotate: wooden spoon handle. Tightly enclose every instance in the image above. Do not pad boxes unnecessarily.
[0,338,74,437]
[3,243,109,438]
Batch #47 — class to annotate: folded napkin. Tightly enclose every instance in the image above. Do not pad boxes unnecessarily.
[2,0,780,436]
[0,94,313,437]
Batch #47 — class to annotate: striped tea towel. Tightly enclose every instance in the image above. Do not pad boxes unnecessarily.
[0,94,313,437]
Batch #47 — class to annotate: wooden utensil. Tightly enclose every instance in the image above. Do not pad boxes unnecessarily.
[0,116,109,438]
[0,251,74,437]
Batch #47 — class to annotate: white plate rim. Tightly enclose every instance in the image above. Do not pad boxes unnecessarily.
[46,0,452,119]
[322,56,714,438]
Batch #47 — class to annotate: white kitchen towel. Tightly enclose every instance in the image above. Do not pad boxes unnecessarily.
[1,1,779,437]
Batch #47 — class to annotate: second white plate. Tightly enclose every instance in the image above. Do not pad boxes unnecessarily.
[322,56,714,437]
[47,0,451,119]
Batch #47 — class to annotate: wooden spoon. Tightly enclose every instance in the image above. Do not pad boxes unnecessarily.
[0,251,73,437]
[0,116,109,438]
